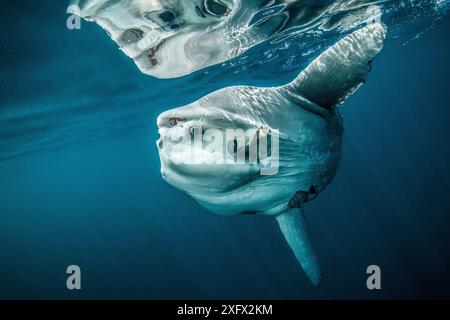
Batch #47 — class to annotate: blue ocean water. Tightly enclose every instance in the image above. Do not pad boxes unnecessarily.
[0,0,450,299]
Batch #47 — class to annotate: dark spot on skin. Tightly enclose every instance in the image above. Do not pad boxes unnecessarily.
[288,186,317,209]
[241,211,260,215]
[149,58,158,66]
[147,40,165,66]
[288,191,308,209]
[120,28,144,44]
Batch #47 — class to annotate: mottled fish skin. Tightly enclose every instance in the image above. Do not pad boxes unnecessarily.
[156,23,387,285]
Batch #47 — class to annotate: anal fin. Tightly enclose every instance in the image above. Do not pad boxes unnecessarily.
[275,208,322,286]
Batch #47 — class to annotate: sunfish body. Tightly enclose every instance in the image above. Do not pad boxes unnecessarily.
[70,0,382,78]
[156,24,387,285]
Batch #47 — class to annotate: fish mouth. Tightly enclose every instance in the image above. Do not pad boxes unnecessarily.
[157,135,259,195]
[156,115,267,193]
[157,125,263,170]
[156,114,266,163]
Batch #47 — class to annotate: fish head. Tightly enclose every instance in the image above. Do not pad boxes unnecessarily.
[156,90,269,199]
[72,0,236,78]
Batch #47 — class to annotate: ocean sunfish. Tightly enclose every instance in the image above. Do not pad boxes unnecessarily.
[156,23,387,285]
[69,0,381,78]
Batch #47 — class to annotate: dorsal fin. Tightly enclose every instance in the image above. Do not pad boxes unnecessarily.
[284,23,387,109]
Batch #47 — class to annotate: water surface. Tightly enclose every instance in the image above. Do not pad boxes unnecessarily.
[0,0,450,299]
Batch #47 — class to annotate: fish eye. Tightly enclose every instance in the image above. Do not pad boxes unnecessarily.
[159,10,176,22]
[145,9,182,31]
[120,28,144,44]
[204,0,230,16]
[189,125,201,136]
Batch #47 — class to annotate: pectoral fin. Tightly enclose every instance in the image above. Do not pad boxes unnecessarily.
[275,208,322,286]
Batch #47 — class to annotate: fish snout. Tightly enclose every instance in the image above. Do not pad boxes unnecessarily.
[156,111,191,152]
[157,109,188,129]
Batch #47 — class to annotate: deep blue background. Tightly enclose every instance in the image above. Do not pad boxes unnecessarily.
[0,1,449,299]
